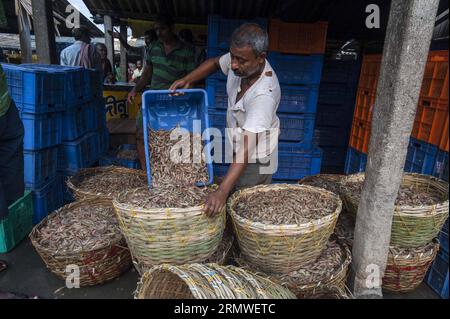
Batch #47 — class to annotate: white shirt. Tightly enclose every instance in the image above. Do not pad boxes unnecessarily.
[219,53,281,160]
[60,41,85,66]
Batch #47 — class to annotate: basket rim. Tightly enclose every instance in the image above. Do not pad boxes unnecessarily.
[387,239,440,261]
[342,173,449,213]
[113,185,223,216]
[66,165,148,199]
[29,198,127,257]
[228,183,342,230]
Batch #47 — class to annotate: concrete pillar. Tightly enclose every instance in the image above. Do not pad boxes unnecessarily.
[31,0,57,64]
[17,6,32,63]
[120,24,128,82]
[104,15,114,69]
[350,0,440,298]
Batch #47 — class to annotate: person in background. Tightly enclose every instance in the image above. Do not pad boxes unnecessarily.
[110,29,157,68]
[0,64,25,273]
[128,63,137,82]
[127,15,197,170]
[129,60,144,84]
[179,28,206,67]
[169,23,280,216]
[60,26,102,71]
[95,43,115,84]
[114,61,123,82]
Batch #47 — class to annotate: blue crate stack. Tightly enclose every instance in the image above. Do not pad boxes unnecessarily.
[315,57,361,173]
[2,63,107,223]
[206,15,323,182]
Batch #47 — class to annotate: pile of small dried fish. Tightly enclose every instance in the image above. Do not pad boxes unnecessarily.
[117,149,138,160]
[119,185,216,209]
[334,212,356,247]
[75,170,147,198]
[233,188,338,225]
[35,205,121,254]
[345,182,442,206]
[300,175,345,196]
[389,241,436,258]
[148,128,209,187]
[278,240,345,285]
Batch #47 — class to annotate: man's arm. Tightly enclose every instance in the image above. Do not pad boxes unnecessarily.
[169,57,221,91]
[204,131,258,216]
[127,63,152,103]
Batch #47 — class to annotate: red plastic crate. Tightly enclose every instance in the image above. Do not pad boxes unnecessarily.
[358,54,382,93]
[354,88,376,123]
[412,97,449,147]
[420,51,449,100]
[268,19,328,55]
[349,119,371,154]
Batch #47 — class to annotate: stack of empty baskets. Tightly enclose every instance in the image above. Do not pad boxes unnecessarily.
[1,63,108,224]
[206,16,327,182]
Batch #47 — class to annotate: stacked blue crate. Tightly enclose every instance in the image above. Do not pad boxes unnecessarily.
[2,63,64,224]
[205,15,324,182]
[315,57,361,173]
[345,137,442,176]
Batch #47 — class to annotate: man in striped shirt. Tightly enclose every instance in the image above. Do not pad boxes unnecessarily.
[127,15,197,169]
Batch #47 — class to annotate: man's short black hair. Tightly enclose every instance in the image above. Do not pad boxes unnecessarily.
[72,26,91,41]
[144,29,157,41]
[154,14,175,28]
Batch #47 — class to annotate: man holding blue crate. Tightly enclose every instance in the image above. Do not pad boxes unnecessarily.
[170,23,281,216]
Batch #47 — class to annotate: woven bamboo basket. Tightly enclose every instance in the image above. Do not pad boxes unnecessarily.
[228,184,342,274]
[113,187,226,274]
[135,263,297,299]
[234,238,352,299]
[66,166,148,201]
[341,173,449,248]
[204,228,234,265]
[29,199,132,286]
[383,240,440,293]
[299,174,346,197]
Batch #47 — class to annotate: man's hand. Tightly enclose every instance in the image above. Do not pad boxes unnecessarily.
[127,89,137,104]
[204,189,228,217]
[169,78,192,93]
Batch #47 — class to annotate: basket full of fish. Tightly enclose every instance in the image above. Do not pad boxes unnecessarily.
[228,184,342,274]
[29,198,132,286]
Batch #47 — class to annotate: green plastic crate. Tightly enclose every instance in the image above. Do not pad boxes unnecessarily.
[0,191,34,253]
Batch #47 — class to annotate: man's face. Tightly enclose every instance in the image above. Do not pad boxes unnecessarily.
[144,35,153,46]
[97,46,107,59]
[230,45,265,78]
[136,61,142,69]
[154,22,172,41]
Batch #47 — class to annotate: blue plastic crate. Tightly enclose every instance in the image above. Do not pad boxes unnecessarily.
[315,103,355,127]
[344,147,367,174]
[85,101,98,132]
[213,163,230,177]
[24,147,58,189]
[208,15,268,50]
[320,59,361,85]
[314,127,349,148]
[206,78,227,110]
[318,145,347,169]
[99,144,141,169]
[318,82,358,106]
[208,109,316,147]
[405,138,438,175]
[433,150,449,182]
[427,250,449,299]
[2,63,66,113]
[273,144,322,181]
[20,111,63,150]
[267,52,324,86]
[278,85,319,114]
[62,104,88,141]
[90,70,103,99]
[439,219,449,255]
[28,177,64,225]
[272,179,298,184]
[20,64,93,105]
[58,133,97,171]
[96,99,107,130]
[142,89,214,187]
